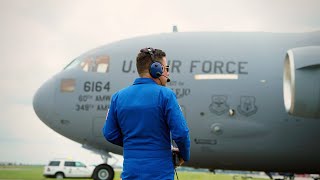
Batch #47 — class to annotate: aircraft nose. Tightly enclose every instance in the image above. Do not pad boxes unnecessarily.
[33,78,56,125]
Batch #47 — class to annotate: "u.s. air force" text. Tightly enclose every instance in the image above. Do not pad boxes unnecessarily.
[122,60,248,74]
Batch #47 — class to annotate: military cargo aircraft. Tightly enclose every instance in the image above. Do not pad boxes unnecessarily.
[33,30,320,180]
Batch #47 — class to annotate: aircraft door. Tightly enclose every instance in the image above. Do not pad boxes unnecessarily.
[53,78,79,129]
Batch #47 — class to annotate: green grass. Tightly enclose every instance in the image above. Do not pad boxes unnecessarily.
[0,165,267,180]
[0,166,120,180]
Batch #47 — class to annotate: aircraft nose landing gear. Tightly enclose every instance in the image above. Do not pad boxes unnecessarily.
[92,164,115,180]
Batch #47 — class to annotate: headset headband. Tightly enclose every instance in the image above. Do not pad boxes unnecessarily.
[140,47,156,61]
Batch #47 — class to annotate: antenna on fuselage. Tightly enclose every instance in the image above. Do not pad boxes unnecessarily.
[173,25,178,33]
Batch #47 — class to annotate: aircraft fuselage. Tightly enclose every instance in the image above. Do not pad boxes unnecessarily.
[34,31,320,173]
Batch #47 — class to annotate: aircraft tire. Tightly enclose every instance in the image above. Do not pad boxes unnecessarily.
[92,164,114,180]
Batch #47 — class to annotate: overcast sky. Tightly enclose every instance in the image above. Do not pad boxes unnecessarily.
[0,0,319,165]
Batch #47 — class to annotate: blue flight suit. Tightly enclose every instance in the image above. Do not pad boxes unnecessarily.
[103,78,190,180]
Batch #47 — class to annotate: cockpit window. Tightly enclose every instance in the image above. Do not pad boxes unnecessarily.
[95,56,110,73]
[80,58,93,72]
[64,58,81,70]
[64,55,110,73]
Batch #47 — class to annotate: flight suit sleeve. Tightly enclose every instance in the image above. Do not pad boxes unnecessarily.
[102,94,123,147]
[164,91,190,161]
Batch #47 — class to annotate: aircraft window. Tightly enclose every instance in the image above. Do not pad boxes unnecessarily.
[80,58,93,72]
[92,56,110,73]
[64,58,81,70]
[64,161,76,167]
[60,79,75,92]
[64,55,110,73]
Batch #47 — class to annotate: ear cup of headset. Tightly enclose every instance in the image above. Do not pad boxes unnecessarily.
[149,62,163,78]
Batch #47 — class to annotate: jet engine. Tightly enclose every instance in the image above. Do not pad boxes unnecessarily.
[283,46,320,119]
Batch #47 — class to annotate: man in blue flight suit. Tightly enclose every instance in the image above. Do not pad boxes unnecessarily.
[102,47,190,180]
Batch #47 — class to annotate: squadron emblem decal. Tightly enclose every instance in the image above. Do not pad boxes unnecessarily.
[237,96,258,116]
[209,95,229,115]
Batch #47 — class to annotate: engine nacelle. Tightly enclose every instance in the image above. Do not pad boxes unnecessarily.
[283,46,320,119]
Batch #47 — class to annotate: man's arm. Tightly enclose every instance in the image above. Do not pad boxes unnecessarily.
[102,94,123,147]
[165,91,190,161]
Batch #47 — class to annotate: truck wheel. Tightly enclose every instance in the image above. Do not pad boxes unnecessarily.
[93,164,114,180]
[55,172,64,179]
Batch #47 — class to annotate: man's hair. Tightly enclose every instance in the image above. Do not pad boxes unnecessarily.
[136,48,166,75]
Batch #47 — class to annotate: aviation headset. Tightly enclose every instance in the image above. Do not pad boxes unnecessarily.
[140,47,164,78]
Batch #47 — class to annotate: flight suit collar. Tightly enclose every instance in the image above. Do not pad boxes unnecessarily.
[133,78,157,85]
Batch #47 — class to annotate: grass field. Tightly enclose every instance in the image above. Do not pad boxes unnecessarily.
[0,165,268,180]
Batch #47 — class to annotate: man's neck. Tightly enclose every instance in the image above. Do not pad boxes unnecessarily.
[139,73,151,78]
[139,73,161,85]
